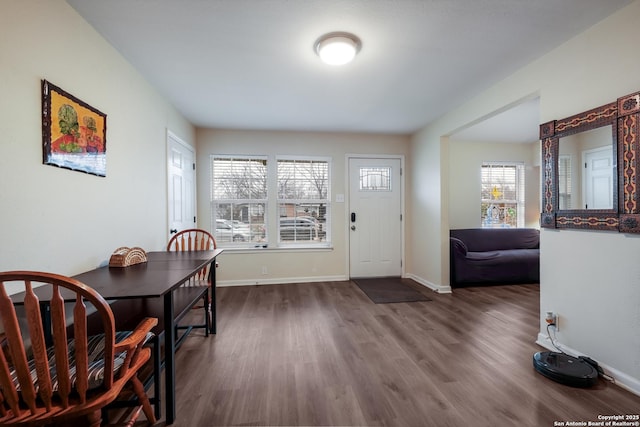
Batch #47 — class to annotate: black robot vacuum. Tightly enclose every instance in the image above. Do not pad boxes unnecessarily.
[533,351,599,387]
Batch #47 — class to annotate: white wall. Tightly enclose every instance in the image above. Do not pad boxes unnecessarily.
[448,140,540,229]
[409,0,640,392]
[196,129,409,285]
[0,0,194,275]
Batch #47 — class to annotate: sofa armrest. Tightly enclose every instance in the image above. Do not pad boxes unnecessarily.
[450,237,468,257]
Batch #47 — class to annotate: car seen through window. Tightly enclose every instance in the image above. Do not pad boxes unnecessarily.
[279,217,319,241]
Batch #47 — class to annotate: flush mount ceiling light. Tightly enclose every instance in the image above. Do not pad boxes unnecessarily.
[314,32,362,66]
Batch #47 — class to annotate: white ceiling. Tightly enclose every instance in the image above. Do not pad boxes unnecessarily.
[67,0,631,139]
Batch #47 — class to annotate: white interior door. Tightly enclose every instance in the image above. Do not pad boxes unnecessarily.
[583,146,613,209]
[349,157,402,278]
[167,131,196,239]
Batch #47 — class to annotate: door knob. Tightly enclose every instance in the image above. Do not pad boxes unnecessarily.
[351,225,356,231]
[170,229,178,234]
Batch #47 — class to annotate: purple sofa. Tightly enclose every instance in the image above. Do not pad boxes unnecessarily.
[449,228,540,287]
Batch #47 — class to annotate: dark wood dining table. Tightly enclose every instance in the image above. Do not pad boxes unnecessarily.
[76,250,223,424]
[20,249,223,425]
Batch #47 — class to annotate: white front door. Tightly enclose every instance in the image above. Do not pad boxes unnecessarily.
[349,157,403,278]
[583,146,613,210]
[167,131,196,239]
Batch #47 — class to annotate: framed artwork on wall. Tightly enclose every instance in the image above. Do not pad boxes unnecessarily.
[41,80,107,177]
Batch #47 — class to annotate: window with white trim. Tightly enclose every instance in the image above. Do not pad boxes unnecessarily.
[277,157,330,245]
[210,156,267,246]
[210,155,331,248]
[481,162,525,228]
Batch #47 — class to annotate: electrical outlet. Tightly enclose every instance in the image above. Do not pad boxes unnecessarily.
[261,266,268,275]
[545,311,555,324]
[545,311,559,331]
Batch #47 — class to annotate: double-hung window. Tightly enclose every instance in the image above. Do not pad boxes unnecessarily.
[210,156,267,246]
[210,155,330,248]
[481,162,525,228]
[277,157,330,246]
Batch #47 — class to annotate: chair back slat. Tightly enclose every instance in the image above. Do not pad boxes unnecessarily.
[23,281,53,411]
[51,285,71,407]
[0,285,24,417]
[0,345,20,417]
[73,296,89,402]
[186,233,193,252]
[0,282,39,414]
[0,373,9,416]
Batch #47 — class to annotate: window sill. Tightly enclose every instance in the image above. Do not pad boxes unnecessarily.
[217,244,333,254]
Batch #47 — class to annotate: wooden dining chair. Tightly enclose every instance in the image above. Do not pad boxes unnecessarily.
[0,271,157,426]
[166,229,217,336]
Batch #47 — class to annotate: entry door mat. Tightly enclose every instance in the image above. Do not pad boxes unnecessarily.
[353,277,432,304]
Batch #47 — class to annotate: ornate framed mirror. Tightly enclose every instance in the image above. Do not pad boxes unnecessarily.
[540,90,640,233]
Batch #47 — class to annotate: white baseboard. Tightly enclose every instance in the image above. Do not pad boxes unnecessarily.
[219,273,453,294]
[218,274,349,287]
[404,273,452,294]
[536,333,640,397]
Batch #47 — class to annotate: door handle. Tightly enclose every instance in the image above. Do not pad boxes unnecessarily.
[170,229,178,234]
[351,212,356,222]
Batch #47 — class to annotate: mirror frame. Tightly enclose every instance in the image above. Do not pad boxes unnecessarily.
[540,90,640,233]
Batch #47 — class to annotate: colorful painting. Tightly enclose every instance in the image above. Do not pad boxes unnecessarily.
[42,80,107,176]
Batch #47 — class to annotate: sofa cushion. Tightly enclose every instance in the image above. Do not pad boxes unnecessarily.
[466,248,539,265]
[457,249,540,284]
[450,228,539,252]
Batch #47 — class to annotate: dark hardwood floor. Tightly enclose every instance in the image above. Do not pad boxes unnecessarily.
[162,281,640,426]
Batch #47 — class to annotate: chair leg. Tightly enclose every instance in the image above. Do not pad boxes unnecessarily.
[203,293,210,337]
[153,335,161,420]
[130,375,157,424]
[125,406,143,427]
